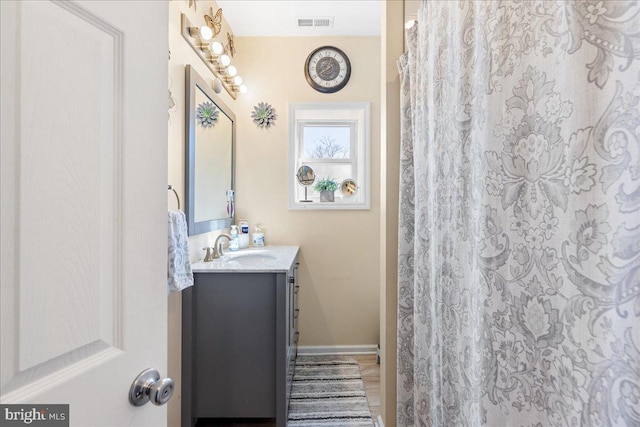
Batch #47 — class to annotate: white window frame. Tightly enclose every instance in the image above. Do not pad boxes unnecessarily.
[288,102,370,210]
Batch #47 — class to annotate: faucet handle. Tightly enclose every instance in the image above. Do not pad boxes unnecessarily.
[215,241,225,258]
[203,247,214,262]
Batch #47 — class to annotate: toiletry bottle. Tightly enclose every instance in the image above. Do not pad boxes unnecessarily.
[252,227,265,247]
[238,220,250,248]
[229,225,240,251]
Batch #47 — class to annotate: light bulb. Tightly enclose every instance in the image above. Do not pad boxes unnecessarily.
[200,26,213,41]
[219,54,231,66]
[210,41,224,55]
[233,76,243,85]
[239,84,248,94]
[226,65,237,77]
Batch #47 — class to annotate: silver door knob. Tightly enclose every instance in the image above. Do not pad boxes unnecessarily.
[129,368,174,407]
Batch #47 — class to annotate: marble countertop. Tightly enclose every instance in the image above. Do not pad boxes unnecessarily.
[191,245,300,273]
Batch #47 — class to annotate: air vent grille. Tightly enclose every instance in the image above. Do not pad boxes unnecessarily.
[314,18,331,27]
[297,17,334,28]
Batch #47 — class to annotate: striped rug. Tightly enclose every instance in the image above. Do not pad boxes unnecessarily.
[288,355,374,427]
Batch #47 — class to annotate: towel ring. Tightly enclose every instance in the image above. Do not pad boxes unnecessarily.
[168,185,181,210]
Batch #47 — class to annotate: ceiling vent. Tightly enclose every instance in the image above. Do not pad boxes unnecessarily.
[297,17,334,28]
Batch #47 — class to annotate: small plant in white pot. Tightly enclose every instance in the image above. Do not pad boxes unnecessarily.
[314,177,338,202]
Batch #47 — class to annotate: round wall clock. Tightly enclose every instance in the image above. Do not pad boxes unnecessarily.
[304,46,351,93]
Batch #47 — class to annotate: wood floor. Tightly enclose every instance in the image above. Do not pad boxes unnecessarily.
[194,354,381,427]
[353,354,380,421]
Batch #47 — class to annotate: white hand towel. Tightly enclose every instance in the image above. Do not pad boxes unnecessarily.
[168,210,193,292]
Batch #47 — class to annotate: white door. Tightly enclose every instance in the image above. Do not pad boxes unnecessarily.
[0,1,169,426]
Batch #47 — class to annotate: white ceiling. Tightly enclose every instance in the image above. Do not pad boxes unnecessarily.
[216,0,382,37]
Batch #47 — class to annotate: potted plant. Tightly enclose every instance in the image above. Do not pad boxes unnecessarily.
[314,177,338,202]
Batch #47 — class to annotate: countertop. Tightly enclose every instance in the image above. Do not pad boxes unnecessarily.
[191,245,300,273]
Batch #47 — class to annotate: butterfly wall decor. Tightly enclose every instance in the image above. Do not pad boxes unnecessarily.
[204,7,223,38]
[226,32,236,57]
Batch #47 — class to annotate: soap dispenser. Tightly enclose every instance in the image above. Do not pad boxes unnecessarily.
[252,227,265,247]
[229,225,240,251]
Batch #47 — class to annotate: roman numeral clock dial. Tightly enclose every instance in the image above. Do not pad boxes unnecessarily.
[304,46,351,93]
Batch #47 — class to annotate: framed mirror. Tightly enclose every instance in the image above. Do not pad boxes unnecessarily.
[185,65,235,235]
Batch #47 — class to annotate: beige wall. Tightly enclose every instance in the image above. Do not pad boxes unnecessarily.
[232,36,381,347]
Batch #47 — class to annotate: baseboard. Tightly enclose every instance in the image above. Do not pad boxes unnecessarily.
[297,344,378,355]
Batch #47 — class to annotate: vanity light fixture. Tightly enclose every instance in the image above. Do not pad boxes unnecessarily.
[210,41,224,55]
[223,73,235,85]
[219,54,231,67]
[189,25,213,40]
[200,25,213,40]
[181,13,246,99]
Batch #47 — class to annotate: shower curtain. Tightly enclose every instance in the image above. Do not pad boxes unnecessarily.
[397,1,639,426]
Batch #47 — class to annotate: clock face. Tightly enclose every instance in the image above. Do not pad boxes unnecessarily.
[304,46,351,93]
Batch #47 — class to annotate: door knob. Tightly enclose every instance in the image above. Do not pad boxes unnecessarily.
[129,368,174,407]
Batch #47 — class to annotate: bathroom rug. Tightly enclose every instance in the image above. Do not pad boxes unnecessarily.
[288,355,374,427]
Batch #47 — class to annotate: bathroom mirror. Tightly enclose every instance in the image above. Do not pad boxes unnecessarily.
[296,165,316,186]
[185,65,235,235]
[296,165,315,203]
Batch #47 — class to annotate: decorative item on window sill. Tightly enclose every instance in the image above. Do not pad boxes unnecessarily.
[340,179,358,197]
[181,13,247,99]
[251,102,277,129]
[296,165,316,203]
[314,177,338,202]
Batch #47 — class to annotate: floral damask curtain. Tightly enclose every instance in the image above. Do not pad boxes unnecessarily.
[397,1,640,426]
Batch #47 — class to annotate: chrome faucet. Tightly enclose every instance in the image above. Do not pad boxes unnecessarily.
[213,234,231,259]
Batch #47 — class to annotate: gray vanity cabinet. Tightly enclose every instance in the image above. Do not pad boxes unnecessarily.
[181,257,299,427]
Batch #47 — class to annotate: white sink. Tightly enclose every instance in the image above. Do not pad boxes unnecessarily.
[223,250,277,265]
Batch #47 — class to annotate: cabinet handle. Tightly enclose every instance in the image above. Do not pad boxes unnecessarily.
[288,276,294,284]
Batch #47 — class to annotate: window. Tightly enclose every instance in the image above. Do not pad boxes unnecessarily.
[289,103,370,209]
